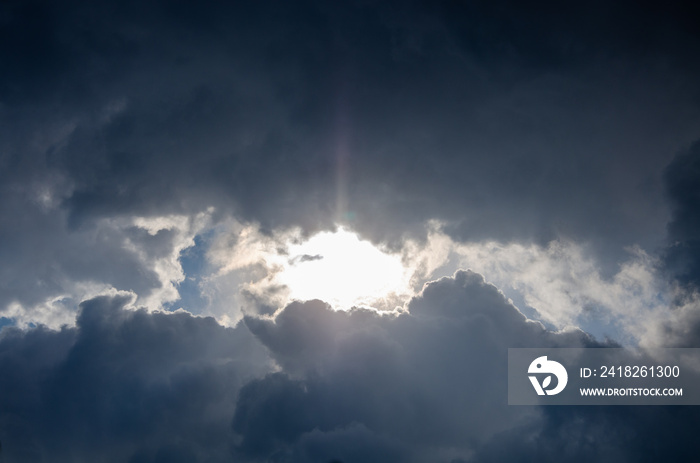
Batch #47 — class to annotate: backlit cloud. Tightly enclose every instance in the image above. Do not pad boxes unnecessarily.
[2,0,700,461]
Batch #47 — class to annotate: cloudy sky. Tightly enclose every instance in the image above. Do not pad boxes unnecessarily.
[2,0,700,461]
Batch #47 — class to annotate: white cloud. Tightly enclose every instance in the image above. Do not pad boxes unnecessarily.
[399,225,679,346]
[1,209,213,328]
[194,218,681,346]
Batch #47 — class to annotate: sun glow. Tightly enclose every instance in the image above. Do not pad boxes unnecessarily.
[277,228,411,310]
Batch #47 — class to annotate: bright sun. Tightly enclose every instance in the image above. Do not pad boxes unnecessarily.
[276,228,411,310]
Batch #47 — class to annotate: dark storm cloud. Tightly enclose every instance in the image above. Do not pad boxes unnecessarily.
[1,0,698,261]
[0,294,270,462]
[2,1,700,461]
[237,270,700,462]
[2,271,699,462]
[659,140,700,346]
[470,405,700,463]
[1,0,698,320]
[238,271,604,461]
[663,140,700,289]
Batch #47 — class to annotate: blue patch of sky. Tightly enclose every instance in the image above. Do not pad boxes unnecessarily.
[164,230,214,314]
[0,317,16,332]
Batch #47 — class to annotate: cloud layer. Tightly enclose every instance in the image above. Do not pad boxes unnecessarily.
[2,1,700,461]
[3,272,700,462]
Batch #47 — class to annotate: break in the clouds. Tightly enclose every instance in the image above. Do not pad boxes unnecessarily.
[3,0,700,320]
[2,0,700,461]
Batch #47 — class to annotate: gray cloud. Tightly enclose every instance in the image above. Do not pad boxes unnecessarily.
[2,271,700,462]
[0,294,270,462]
[2,0,697,324]
[663,140,700,289]
[2,0,698,256]
[657,140,700,346]
[2,1,700,461]
[470,405,700,463]
[238,271,603,461]
[235,270,700,462]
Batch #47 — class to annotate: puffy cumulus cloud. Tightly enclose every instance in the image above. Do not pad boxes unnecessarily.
[453,242,669,345]
[0,205,211,328]
[396,225,689,347]
[199,220,298,323]
[3,270,700,462]
[235,270,700,462]
[0,294,271,463]
[237,270,602,462]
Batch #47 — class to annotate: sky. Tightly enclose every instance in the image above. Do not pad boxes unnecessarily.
[1,0,700,461]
